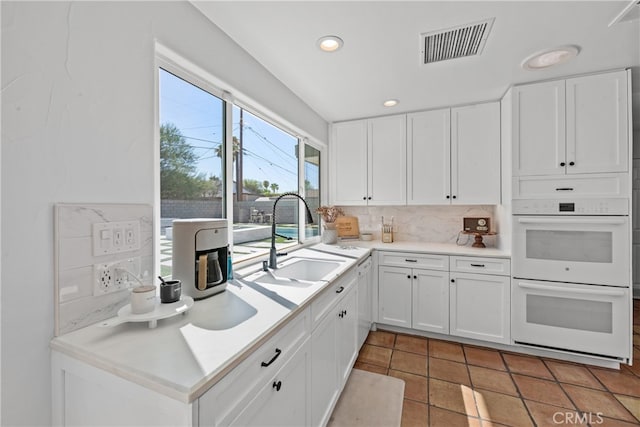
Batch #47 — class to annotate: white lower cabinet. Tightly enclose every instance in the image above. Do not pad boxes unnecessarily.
[412,269,449,334]
[378,252,449,331]
[378,266,412,327]
[449,257,511,345]
[377,251,511,345]
[356,256,373,349]
[310,273,359,427]
[230,339,311,427]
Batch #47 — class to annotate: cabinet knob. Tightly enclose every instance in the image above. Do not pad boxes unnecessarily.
[363,196,367,200]
[451,279,455,283]
[452,195,457,199]
[560,162,566,167]
[446,195,450,199]
[569,161,575,166]
[413,275,417,279]
[368,196,372,200]
[273,380,282,391]
[407,275,411,279]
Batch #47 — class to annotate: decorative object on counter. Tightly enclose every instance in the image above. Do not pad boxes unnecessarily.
[335,216,360,239]
[381,216,394,243]
[158,276,181,304]
[459,217,496,248]
[130,285,157,314]
[360,232,373,241]
[317,205,345,244]
[98,296,194,329]
[227,250,234,280]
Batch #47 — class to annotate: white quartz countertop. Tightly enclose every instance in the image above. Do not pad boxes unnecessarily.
[50,246,371,404]
[335,240,510,258]
[50,240,507,404]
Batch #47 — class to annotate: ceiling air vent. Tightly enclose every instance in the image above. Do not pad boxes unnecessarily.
[421,18,494,65]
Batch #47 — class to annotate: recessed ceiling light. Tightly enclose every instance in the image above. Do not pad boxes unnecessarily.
[383,99,399,107]
[522,45,580,71]
[317,36,343,52]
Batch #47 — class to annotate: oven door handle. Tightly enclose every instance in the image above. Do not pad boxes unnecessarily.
[516,218,627,225]
[517,282,626,297]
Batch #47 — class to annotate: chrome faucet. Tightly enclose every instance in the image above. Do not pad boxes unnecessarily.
[269,192,315,269]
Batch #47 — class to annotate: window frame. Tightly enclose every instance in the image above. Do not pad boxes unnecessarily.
[155,46,325,274]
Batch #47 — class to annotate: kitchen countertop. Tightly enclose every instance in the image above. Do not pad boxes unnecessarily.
[329,240,510,258]
[50,245,371,404]
[50,240,508,404]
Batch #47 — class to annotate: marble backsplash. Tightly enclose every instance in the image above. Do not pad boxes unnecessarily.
[54,203,153,336]
[339,205,499,247]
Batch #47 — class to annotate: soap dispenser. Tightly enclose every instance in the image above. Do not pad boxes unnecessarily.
[227,250,233,280]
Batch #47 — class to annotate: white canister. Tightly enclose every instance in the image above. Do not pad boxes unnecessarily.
[131,285,157,314]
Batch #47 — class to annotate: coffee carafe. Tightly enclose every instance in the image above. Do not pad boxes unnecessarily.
[172,218,228,300]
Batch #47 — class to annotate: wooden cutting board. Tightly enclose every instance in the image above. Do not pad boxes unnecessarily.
[335,216,360,238]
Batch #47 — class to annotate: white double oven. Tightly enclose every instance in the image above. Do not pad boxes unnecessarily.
[511,199,631,362]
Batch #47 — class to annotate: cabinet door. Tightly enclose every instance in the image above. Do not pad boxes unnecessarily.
[451,102,501,204]
[368,115,407,205]
[331,120,368,205]
[310,310,339,427]
[412,268,449,334]
[378,266,412,327]
[357,258,373,349]
[566,70,629,174]
[450,273,510,344]
[231,340,311,427]
[513,80,566,176]
[407,109,451,204]
[337,285,358,387]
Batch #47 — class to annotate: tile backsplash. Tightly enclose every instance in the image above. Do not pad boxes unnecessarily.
[339,205,498,247]
[54,203,153,336]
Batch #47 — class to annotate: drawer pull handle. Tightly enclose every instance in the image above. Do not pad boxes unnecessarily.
[405,259,418,263]
[336,286,344,294]
[273,380,282,391]
[555,187,574,191]
[470,264,485,268]
[261,348,282,367]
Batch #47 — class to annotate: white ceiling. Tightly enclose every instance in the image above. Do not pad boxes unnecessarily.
[192,1,640,123]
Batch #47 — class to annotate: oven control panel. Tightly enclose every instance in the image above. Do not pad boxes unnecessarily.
[512,199,629,215]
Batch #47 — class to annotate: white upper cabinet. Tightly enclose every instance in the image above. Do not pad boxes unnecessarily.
[368,115,407,205]
[331,120,369,205]
[407,102,500,205]
[566,71,629,174]
[331,115,406,206]
[513,70,629,177]
[451,102,501,204]
[407,109,451,204]
[512,80,566,176]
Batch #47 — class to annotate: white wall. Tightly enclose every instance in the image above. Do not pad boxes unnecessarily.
[0,2,327,425]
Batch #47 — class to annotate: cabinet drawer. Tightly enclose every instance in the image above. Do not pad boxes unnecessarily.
[512,174,629,199]
[311,270,356,329]
[450,256,510,276]
[199,306,311,426]
[378,251,449,271]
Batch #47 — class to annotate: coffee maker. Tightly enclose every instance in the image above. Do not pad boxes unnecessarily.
[172,218,228,300]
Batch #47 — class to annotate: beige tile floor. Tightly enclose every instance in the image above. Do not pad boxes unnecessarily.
[354,299,640,426]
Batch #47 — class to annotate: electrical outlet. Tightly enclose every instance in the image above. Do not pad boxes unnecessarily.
[92,220,141,256]
[93,257,141,296]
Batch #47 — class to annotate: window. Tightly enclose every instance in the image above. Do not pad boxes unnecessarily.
[230,107,320,262]
[158,65,322,276]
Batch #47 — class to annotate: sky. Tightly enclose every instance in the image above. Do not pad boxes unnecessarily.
[159,68,319,193]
